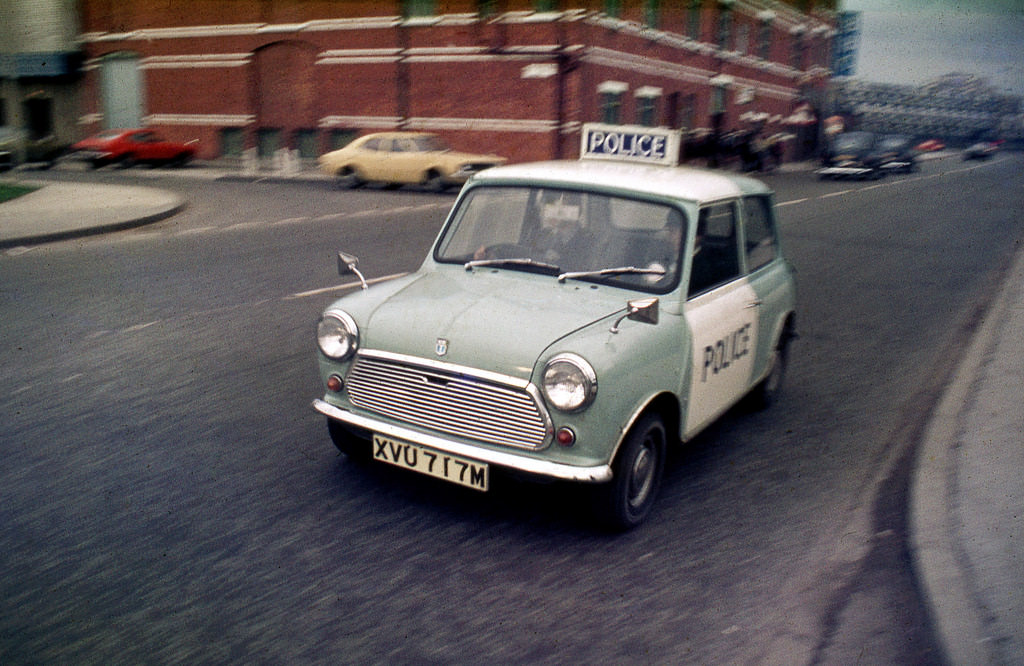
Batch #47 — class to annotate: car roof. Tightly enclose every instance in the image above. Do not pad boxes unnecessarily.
[469,160,770,203]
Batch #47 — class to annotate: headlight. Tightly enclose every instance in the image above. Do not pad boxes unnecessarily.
[317,310,359,360]
[542,353,597,412]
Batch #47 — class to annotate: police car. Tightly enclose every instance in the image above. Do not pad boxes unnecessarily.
[313,123,797,529]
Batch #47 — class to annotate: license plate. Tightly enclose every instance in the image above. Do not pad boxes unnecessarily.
[372,434,488,492]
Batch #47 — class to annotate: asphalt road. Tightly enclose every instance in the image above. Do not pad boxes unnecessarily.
[2,155,1021,664]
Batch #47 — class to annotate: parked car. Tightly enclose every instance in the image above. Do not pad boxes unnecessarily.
[915,138,945,152]
[318,132,506,190]
[963,141,998,160]
[875,134,918,173]
[312,124,797,529]
[0,127,69,171]
[816,131,884,179]
[68,129,197,168]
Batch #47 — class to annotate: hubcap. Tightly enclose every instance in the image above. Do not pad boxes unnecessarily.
[627,443,655,509]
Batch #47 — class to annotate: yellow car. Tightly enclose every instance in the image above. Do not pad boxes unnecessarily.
[318,132,506,191]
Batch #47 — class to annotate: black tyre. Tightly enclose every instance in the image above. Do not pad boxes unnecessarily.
[424,170,447,193]
[335,167,364,189]
[327,419,370,461]
[748,328,792,411]
[594,413,666,530]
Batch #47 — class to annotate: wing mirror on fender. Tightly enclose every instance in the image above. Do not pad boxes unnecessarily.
[610,296,659,334]
[337,251,368,290]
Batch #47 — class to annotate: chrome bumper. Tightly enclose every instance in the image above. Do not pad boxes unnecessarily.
[815,165,874,177]
[313,398,613,483]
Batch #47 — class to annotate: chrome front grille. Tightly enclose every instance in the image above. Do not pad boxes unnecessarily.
[345,352,551,450]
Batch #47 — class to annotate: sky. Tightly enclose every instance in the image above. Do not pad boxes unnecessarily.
[840,0,1024,96]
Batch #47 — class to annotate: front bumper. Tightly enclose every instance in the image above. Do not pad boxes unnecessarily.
[313,398,613,483]
[815,165,875,178]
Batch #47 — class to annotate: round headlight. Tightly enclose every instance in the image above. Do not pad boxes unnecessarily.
[317,311,359,360]
[542,353,597,412]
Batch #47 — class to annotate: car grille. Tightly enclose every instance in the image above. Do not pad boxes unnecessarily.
[345,353,551,450]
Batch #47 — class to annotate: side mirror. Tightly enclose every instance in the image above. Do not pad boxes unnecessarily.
[610,296,659,334]
[337,251,368,290]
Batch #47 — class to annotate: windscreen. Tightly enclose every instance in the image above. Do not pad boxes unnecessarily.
[435,185,687,293]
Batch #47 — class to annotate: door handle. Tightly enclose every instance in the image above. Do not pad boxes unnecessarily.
[745,300,763,309]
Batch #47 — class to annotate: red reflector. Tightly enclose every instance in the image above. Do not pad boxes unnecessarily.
[326,375,343,392]
[556,427,576,447]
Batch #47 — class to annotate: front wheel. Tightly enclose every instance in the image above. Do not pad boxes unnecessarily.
[423,170,447,193]
[593,413,666,530]
[327,419,370,462]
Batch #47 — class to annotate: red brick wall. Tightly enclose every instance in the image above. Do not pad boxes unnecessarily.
[78,3,833,163]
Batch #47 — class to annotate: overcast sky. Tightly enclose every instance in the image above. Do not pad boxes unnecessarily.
[840,0,1024,95]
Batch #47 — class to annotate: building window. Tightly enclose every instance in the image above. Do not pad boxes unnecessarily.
[601,93,622,124]
[636,87,662,127]
[791,30,806,70]
[717,6,733,50]
[294,129,319,159]
[604,0,622,18]
[330,129,358,151]
[758,14,774,60]
[737,23,750,54]
[598,81,628,124]
[644,0,661,29]
[477,0,497,18]
[403,0,435,17]
[534,0,558,11]
[687,1,701,40]
[679,93,696,130]
[257,128,282,158]
[220,128,245,158]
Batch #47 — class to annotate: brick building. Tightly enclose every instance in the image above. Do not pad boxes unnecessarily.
[77,1,837,165]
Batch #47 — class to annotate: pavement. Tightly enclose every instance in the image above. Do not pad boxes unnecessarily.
[2,158,1021,664]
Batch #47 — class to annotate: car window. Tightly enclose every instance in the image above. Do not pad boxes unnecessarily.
[688,202,741,298]
[362,138,383,151]
[412,135,447,152]
[742,195,777,272]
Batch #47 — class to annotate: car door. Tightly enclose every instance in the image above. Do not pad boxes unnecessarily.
[357,137,389,180]
[740,194,790,383]
[682,201,759,436]
[388,137,425,183]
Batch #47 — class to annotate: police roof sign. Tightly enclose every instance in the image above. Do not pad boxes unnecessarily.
[580,123,682,166]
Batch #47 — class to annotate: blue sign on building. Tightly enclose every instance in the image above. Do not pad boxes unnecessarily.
[831,11,861,78]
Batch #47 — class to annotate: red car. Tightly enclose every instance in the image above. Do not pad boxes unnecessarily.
[914,138,945,152]
[69,129,197,168]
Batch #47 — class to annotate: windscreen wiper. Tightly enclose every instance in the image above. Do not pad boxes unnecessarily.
[465,258,561,273]
[557,266,666,283]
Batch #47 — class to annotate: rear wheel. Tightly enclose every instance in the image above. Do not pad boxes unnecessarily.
[748,325,793,410]
[593,413,666,530]
[335,167,364,189]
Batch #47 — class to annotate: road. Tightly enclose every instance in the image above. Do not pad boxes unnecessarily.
[2,154,1021,664]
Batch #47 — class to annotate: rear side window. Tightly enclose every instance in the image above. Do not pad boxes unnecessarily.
[742,195,778,272]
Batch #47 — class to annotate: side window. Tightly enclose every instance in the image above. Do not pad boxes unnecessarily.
[688,202,741,297]
[742,195,778,272]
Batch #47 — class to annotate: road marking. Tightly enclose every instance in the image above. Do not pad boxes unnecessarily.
[286,272,409,299]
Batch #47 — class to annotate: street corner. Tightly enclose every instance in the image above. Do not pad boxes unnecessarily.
[0,181,186,249]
